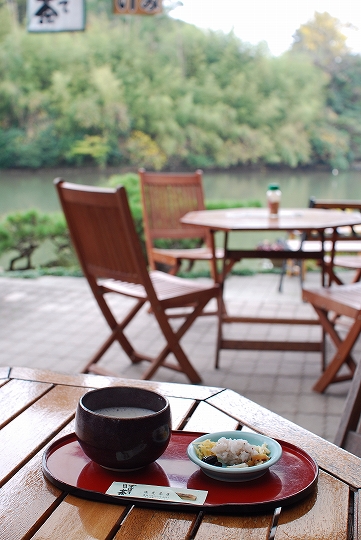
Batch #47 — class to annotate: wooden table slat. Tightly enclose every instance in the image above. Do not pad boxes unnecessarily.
[113,507,196,540]
[276,470,349,540]
[9,367,224,401]
[168,397,196,430]
[0,384,87,486]
[30,494,125,540]
[0,423,74,540]
[184,401,239,433]
[0,379,53,429]
[0,366,10,379]
[196,513,272,540]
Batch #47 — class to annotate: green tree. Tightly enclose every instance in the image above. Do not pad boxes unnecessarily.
[0,210,53,270]
[291,12,361,168]
[0,10,359,170]
[291,11,350,73]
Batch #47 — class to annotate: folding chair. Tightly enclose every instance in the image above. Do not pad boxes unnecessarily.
[139,168,238,281]
[279,198,361,291]
[302,283,361,393]
[334,358,361,457]
[308,198,361,285]
[54,179,221,383]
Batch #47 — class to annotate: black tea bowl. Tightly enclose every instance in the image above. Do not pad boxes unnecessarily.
[75,386,172,470]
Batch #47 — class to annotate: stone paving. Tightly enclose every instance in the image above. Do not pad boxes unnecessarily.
[1,270,359,443]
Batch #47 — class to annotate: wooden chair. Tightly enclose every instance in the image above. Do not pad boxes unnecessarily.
[302,283,361,393]
[334,357,361,457]
[308,198,361,285]
[280,198,361,290]
[54,178,221,384]
[139,168,238,281]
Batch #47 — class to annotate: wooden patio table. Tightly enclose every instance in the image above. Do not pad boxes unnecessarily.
[1,366,361,539]
[181,207,361,358]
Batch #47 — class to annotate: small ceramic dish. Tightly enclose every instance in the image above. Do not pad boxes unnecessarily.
[187,431,282,482]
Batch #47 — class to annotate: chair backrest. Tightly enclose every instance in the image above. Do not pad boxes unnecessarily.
[139,169,209,245]
[334,359,361,457]
[309,198,361,240]
[55,179,151,288]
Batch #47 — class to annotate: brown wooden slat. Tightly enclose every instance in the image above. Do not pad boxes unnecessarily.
[228,249,322,260]
[344,431,361,458]
[195,514,272,540]
[276,471,349,540]
[221,339,321,352]
[184,401,239,433]
[113,507,196,540]
[223,316,319,325]
[303,284,361,316]
[167,397,196,430]
[0,384,87,486]
[355,490,360,540]
[335,357,361,454]
[207,389,361,488]
[0,423,75,540]
[10,367,224,401]
[0,379,52,429]
[30,495,125,540]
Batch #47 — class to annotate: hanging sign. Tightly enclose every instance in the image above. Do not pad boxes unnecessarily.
[113,0,162,15]
[27,0,85,32]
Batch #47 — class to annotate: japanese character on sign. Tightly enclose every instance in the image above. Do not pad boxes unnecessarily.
[27,0,85,32]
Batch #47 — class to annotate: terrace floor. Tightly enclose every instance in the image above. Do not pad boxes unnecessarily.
[1,269,359,443]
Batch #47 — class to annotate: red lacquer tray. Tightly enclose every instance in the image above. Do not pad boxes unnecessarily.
[42,431,318,514]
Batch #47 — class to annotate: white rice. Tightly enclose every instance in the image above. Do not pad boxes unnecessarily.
[212,437,269,467]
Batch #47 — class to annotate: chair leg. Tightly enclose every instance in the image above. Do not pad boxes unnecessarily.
[215,291,223,369]
[334,358,361,448]
[278,260,287,292]
[352,269,361,283]
[312,308,361,393]
[142,294,218,383]
[82,292,146,372]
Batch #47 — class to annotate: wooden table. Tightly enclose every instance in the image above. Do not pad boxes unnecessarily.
[1,366,361,539]
[181,208,361,359]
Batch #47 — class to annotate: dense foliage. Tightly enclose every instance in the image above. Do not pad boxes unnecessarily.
[0,6,360,170]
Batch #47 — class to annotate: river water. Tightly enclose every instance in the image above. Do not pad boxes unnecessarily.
[1,167,361,215]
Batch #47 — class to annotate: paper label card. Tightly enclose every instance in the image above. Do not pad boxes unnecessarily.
[27,0,85,32]
[106,482,208,505]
